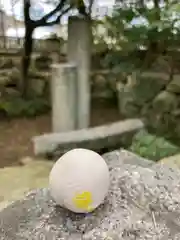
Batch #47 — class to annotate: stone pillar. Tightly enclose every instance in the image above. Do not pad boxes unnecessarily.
[51,63,77,133]
[67,16,91,129]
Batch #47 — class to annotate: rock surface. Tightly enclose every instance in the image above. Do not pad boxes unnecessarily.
[116,71,180,142]
[1,150,180,239]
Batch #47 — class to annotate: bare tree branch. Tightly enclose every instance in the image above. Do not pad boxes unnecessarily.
[40,0,67,22]
[23,0,32,23]
[21,0,89,98]
[37,5,71,27]
[88,0,94,15]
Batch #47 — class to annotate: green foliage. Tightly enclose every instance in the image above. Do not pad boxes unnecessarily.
[129,129,180,161]
[93,0,180,70]
[0,97,50,118]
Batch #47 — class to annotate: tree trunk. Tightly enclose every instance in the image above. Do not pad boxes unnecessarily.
[20,25,34,98]
[20,0,78,98]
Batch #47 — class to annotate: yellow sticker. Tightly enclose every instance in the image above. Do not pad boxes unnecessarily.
[73,191,93,211]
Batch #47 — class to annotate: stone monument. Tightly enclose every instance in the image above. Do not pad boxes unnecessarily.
[67,16,91,129]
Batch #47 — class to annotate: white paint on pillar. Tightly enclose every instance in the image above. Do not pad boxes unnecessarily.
[51,63,77,133]
[67,16,91,129]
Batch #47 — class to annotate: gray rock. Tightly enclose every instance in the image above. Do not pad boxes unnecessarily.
[29,78,46,96]
[0,76,10,85]
[152,91,178,113]
[1,150,180,240]
[167,75,180,93]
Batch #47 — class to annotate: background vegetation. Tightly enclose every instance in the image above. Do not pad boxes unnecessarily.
[1,0,180,162]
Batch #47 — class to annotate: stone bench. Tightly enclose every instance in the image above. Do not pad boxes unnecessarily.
[32,118,144,157]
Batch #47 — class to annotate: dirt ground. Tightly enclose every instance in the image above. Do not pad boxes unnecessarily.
[0,100,120,168]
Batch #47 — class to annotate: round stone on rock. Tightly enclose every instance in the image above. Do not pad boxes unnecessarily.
[49,148,110,213]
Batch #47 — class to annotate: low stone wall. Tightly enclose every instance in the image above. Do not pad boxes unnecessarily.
[0,53,60,98]
[90,70,119,99]
[117,71,180,143]
[0,36,62,52]
[0,61,119,100]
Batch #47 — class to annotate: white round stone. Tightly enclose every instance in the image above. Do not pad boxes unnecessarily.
[49,148,110,213]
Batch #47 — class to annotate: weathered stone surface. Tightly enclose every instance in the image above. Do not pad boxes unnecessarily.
[10,67,20,83]
[68,16,91,129]
[115,71,180,142]
[32,119,144,156]
[0,76,10,85]
[51,63,78,133]
[91,73,115,99]
[117,82,140,117]
[152,91,178,113]
[35,54,52,70]
[117,72,169,118]
[0,58,13,69]
[131,73,167,105]
[120,72,167,106]
[117,91,140,117]
[1,150,180,239]
[29,78,46,96]
[167,75,180,93]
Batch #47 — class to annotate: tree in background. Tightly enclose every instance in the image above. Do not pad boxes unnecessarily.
[21,0,93,98]
[93,0,180,72]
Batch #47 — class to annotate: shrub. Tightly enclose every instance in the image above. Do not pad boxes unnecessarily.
[0,97,50,118]
[129,129,180,161]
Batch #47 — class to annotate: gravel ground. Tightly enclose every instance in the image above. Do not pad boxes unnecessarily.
[1,149,180,239]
